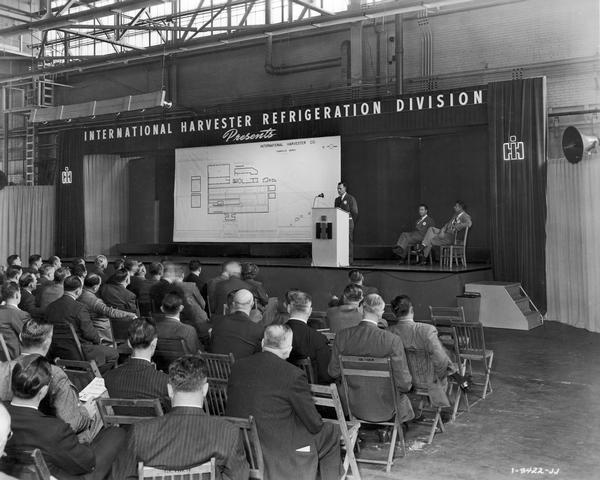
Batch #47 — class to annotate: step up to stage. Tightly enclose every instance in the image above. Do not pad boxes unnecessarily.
[465,281,543,330]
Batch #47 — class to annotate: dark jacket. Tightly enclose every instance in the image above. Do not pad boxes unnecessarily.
[226,351,325,480]
[0,305,30,359]
[286,319,333,384]
[110,406,249,480]
[210,311,263,360]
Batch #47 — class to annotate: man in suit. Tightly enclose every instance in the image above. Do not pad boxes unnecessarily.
[45,275,119,367]
[210,289,263,360]
[328,294,414,423]
[154,292,199,355]
[286,291,333,384]
[241,263,269,308]
[18,273,44,320]
[417,200,472,264]
[184,259,206,301]
[90,254,108,283]
[101,269,137,313]
[226,324,340,480]
[4,355,125,479]
[110,355,248,480]
[393,204,436,263]
[0,318,91,433]
[1,266,21,286]
[37,266,70,310]
[334,181,358,264]
[0,282,30,360]
[205,262,229,315]
[104,317,170,410]
[326,284,363,334]
[79,274,136,344]
[212,261,254,315]
[25,254,42,277]
[388,295,464,408]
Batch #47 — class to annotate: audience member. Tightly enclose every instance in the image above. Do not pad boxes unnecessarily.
[71,258,86,270]
[104,318,169,410]
[101,269,137,313]
[72,264,88,283]
[154,293,199,354]
[91,254,108,282]
[241,263,269,308]
[4,355,125,479]
[45,275,118,367]
[328,294,414,423]
[0,403,14,465]
[2,266,22,285]
[227,324,341,480]
[17,273,43,320]
[5,255,21,267]
[123,259,140,278]
[210,289,263,360]
[110,355,248,480]
[389,295,469,400]
[183,259,206,299]
[0,283,30,360]
[113,258,125,272]
[347,269,378,297]
[127,262,147,298]
[212,261,255,315]
[79,274,136,343]
[25,254,42,276]
[0,318,91,432]
[48,255,61,269]
[286,291,333,384]
[37,263,55,289]
[326,284,363,333]
[37,266,70,310]
[205,262,230,315]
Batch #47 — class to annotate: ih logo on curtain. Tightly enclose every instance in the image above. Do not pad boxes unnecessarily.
[503,135,525,161]
[61,167,73,184]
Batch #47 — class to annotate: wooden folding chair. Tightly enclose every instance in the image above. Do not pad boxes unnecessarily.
[153,338,190,372]
[451,321,494,399]
[138,458,216,480]
[440,225,470,268]
[310,384,361,480]
[295,357,316,384]
[50,321,86,361]
[0,448,52,480]
[404,348,446,444]
[54,358,102,392]
[97,398,164,427]
[204,378,228,416]
[198,351,235,380]
[339,356,406,473]
[0,333,11,362]
[222,416,264,480]
[109,317,133,349]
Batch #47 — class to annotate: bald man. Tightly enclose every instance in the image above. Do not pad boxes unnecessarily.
[210,289,264,360]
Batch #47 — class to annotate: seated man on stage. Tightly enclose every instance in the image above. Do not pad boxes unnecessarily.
[392,204,436,263]
[416,200,472,264]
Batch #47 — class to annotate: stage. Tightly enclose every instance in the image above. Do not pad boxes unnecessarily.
[92,254,493,318]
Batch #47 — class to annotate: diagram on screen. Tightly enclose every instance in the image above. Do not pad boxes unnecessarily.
[206,163,277,220]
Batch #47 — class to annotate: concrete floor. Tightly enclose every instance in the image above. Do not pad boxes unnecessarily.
[357,321,600,480]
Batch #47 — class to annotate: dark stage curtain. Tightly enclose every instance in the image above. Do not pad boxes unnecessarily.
[56,129,85,257]
[488,78,547,311]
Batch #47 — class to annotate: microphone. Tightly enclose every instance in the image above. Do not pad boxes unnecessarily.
[313,193,325,208]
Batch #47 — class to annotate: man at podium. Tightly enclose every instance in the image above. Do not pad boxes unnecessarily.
[334,181,358,264]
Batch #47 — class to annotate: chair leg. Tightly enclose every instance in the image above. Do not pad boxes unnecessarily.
[386,422,398,473]
[483,353,494,398]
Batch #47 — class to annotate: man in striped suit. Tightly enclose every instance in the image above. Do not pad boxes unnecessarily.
[110,355,248,480]
[103,317,170,410]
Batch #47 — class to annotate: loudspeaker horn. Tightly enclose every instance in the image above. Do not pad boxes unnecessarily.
[562,126,598,164]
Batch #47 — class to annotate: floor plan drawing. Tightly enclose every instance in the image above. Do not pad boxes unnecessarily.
[207,163,277,220]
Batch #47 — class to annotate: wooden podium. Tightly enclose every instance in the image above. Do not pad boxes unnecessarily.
[311,207,349,267]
